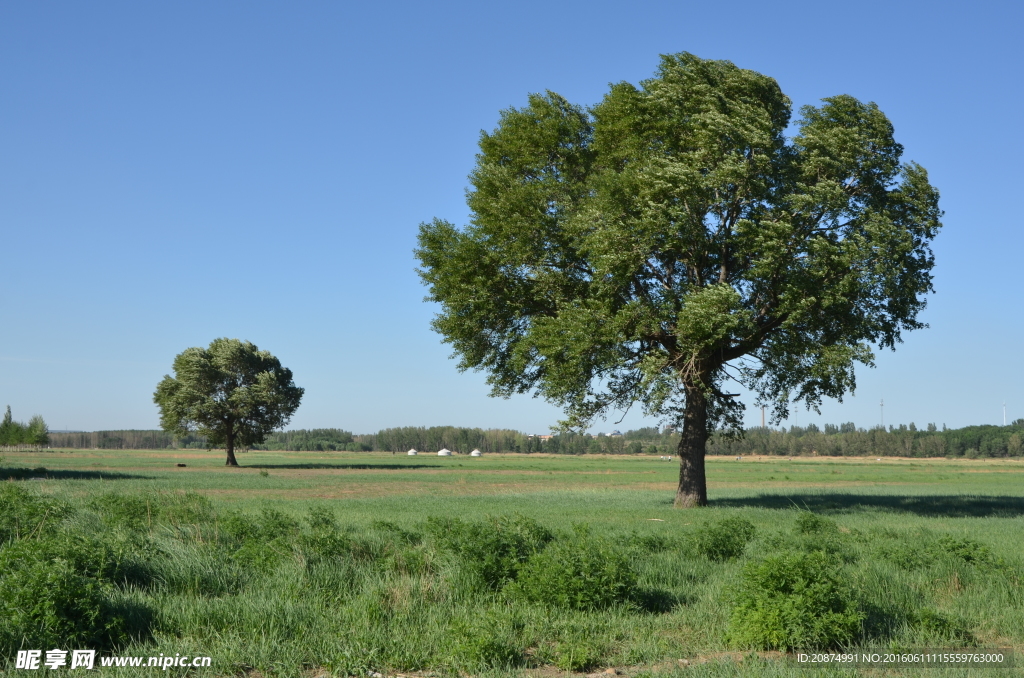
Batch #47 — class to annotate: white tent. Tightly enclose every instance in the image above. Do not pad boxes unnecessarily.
[407,449,417,456]
[470,449,482,457]
[437,448,452,456]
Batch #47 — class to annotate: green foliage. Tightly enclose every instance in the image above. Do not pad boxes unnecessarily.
[794,512,837,535]
[937,536,1001,567]
[222,508,300,543]
[153,338,303,464]
[727,550,863,650]
[89,493,152,530]
[0,482,72,542]
[910,608,974,643]
[221,508,301,571]
[692,517,756,561]
[875,532,1004,572]
[0,406,49,446]
[3,457,1022,674]
[513,527,637,610]
[709,422,1024,458]
[0,555,128,654]
[159,491,214,525]
[552,638,605,672]
[416,51,941,508]
[448,615,524,671]
[426,514,552,590]
[374,425,540,454]
[254,428,357,451]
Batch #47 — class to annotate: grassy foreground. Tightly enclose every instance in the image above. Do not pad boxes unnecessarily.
[2,449,1024,677]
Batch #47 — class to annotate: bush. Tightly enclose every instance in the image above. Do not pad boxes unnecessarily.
[89,493,152,530]
[221,508,300,543]
[618,532,671,554]
[553,638,604,672]
[449,617,524,671]
[0,483,72,542]
[794,512,838,535]
[0,547,137,654]
[222,509,301,571]
[693,517,756,561]
[937,536,1001,567]
[159,491,213,525]
[426,514,552,590]
[513,528,637,610]
[911,608,974,643]
[877,542,933,571]
[727,550,863,650]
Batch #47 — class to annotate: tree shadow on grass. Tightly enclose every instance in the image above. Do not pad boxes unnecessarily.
[0,467,154,481]
[632,587,691,613]
[251,463,445,471]
[711,493,1024,517]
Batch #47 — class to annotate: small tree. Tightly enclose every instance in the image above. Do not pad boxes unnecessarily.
[0,406,19,446]
[26,416,49,446]
[415,53,941,507]
[154,338,304,466]
[0,407,47,447]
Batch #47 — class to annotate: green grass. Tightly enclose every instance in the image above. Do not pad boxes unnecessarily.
[2,449,1023,678]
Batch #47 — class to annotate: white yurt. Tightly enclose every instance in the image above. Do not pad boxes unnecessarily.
[437,448,452,456]
[470,449,482,457]
[407,449,417,456]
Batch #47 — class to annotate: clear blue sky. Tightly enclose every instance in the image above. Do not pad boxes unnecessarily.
[2,1,1021,434]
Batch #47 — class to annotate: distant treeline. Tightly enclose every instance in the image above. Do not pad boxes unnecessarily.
[0,407,49,447]
[252,429,368,452]
[41,420,1024,458]
[372,427,544,454]
[47,429,205,450]
[707,421,1024,458]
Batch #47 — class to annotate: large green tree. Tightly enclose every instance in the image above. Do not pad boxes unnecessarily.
[154,338,304,466]
[415,53,941,507]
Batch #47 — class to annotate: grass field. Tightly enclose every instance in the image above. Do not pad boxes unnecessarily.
[3,449,1024,677]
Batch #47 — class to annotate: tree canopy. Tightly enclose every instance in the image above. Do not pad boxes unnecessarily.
[0,406,49,447]
[415,52,941,506]
[153,338,304,466]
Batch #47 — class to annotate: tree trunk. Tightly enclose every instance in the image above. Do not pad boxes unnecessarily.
[674,381,709,508]
[225,426,239,467]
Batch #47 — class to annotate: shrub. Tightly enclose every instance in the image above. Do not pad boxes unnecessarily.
[0,483,72,542]
[221,508,300,543]
[794,512,838,535]
[426,514,552,590]
[693,517,756,561]
[513,528,637,610]
[449,617,524,671]
[727,550,863,650]
[0,548,135,654]
[159,491,213,525]
[877,542,933,571]
[937,536,1000,567]
[911,608,974,643]
[618,532,670,554]
[553,638,604,672]
[222,509,301,571]
[89,493,152,530]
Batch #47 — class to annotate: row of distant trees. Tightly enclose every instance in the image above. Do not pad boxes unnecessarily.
[41,420,1024,458]
[372,426,544,454]
[47,429,205,450]
[0,406,49,447]
[707,422,1024,458]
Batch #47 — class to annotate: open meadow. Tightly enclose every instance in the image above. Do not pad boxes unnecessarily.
[3,449,1024,677]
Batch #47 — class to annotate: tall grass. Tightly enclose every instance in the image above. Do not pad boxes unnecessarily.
[2,452,1024,677]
